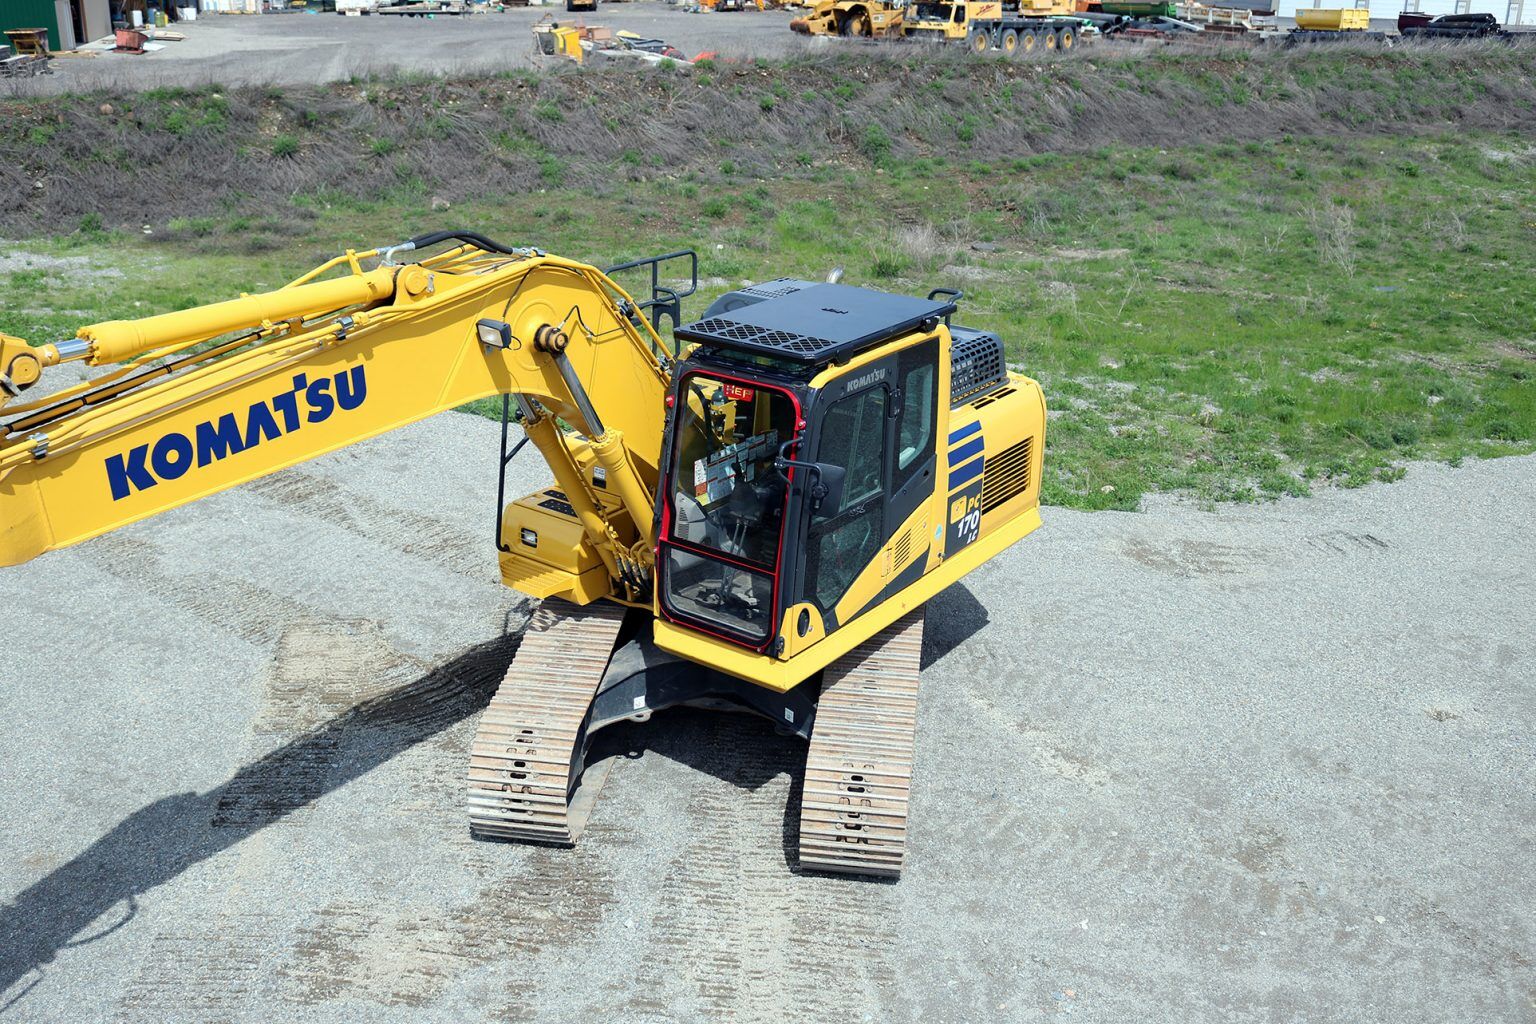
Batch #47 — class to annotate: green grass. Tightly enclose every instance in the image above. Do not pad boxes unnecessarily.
[3,132,1532,512]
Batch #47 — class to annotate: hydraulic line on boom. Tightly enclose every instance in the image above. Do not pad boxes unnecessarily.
[0,237,669,602]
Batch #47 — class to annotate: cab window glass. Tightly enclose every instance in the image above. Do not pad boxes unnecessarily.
[895,341,937,481]
[819,385,886,509]
[662,374,795,645]
[667,375,794,567]
[807,385,887,612]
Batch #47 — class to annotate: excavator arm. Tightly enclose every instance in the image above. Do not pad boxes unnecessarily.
[0,233,672,597]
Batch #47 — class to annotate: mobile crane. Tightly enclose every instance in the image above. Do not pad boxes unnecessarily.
[903,0,1087,53]
[0,232,1045,878]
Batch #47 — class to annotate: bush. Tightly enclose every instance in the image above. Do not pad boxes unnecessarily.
[538,153,564,186]
[860,123,892,163]
[271,134,300,158]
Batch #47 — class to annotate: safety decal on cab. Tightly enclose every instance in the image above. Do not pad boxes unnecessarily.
[693,429,778,504]
[945,421,984,552]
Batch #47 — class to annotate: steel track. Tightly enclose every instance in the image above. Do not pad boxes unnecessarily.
[465,599,627,845]
[798,608,925,879]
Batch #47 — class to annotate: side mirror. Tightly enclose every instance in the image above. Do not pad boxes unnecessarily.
[774,439,846,517]
[810,463,846,518]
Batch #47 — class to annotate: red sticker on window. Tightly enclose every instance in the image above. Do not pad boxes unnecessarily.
[723,383,755,403]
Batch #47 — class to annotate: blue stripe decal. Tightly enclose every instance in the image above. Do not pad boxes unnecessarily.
[948,421,981,445]
[948,455,984,490]
[948,436,984,465]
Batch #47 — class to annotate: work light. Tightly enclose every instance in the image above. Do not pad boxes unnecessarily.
[476,318,513,349]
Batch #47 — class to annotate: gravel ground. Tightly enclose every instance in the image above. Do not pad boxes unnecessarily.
[10,5,812,94]
[0,413,1532,1023]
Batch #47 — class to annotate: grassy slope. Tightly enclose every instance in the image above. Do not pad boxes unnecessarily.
[2,51,1533,511]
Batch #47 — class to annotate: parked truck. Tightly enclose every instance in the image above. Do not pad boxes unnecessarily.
[1285,7,1387,42]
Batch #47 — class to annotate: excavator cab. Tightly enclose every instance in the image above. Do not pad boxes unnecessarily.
[654,281,1002,675]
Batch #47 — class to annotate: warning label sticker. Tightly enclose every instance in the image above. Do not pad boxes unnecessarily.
[693,430,778,504]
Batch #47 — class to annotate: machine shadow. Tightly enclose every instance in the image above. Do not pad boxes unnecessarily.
[589,709,811,872]
[0,631,523,1013]
[922,582,990,670]
[0,582,994,1002]
[588,580,988,877]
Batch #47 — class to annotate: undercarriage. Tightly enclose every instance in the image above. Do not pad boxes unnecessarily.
[467,600,926,877]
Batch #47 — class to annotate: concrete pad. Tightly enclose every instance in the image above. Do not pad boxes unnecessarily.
[1,412,1531,1022]
[16,5,815,94]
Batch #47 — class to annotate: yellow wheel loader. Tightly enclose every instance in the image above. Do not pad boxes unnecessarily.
[790,0,907,36]
[0,233,1045,878]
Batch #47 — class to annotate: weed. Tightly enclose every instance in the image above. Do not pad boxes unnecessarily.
[1307,204,1357,276]
[271,134,300,158]
[860,123,892,163]
[1162,159,1198,181]
[538,153,564,186]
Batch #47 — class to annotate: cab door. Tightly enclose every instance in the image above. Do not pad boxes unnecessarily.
[797,337,940,633]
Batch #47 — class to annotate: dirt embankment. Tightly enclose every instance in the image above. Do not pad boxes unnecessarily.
[1,45,1533,237]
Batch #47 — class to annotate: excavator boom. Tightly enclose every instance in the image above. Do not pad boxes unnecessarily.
[0,237,669,582]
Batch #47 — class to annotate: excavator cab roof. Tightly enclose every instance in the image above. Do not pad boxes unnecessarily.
[674,282,956,367]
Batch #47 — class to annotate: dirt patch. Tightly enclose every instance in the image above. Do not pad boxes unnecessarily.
[0,248,131,280]
[1052,247,1131,260]
[1122,537,1260,577]
[1491,340,1536,362]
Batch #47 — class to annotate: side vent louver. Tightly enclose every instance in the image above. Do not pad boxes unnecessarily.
[971,385,1015,410]
[980,437,1034,514]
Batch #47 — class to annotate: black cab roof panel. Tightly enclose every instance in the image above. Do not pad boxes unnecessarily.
[675,283,956,366]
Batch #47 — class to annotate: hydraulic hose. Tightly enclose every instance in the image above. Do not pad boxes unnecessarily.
[401,230,522,255]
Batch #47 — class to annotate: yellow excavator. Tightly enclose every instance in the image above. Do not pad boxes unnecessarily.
[0,232,1044,878]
